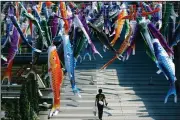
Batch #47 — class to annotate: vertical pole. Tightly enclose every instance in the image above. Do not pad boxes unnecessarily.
[175,43,180,95]
[174,1,180,94]
[0,1,2,118]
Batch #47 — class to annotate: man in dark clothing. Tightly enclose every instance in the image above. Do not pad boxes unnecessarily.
[95,89,108,120]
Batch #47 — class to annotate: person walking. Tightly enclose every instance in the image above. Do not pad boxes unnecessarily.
[95,89,108,120]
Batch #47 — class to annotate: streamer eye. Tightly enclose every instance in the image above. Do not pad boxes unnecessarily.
[53,57,56,60]
[158,47,162,51]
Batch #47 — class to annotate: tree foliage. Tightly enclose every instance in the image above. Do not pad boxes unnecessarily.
[14,99,21,120]
[20,83,30,120]
[5,100,14,120]
[19,73,40,120]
